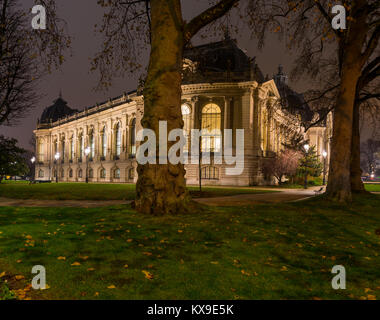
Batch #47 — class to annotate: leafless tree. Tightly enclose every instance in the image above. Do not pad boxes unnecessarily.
[0,0,70,126]
[246,0,380,202]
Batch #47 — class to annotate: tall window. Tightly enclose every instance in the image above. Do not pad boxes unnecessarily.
[181,104,191,152]
[70,138,74,161]
[100,168,106,179]
[54,140,58,155]
[115,123,121,156]
[101,126,107,157]
[128,167,135,180]
[89,132,95,159]
[201,103,221,152]
[37,139,44,162]
[78,135,83,160]
[130,118,136,156]
[61,140,65,161]
[114,168,120,179]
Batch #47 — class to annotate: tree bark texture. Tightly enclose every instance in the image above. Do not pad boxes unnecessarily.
[350,99,367,193]
[325,0,369,202]
[135,0,190,215]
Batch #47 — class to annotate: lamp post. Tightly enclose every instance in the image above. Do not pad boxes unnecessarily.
[85,147,90,183]
[54,152,60,183]
[31,157,36,182]
[322,150,327,185]
[303,144,310,189]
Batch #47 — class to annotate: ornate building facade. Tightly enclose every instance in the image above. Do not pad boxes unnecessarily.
[34,39,332,186]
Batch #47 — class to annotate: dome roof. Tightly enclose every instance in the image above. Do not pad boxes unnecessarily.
[40,96,77,123]
[183,38,265,84]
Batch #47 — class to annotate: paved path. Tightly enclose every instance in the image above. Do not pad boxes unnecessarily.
[2,187,376,208]
[194,187,319,207]
[0,197,131,208]
[0,188,318,208]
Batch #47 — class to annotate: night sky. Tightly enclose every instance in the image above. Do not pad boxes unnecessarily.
[0,0,336,150]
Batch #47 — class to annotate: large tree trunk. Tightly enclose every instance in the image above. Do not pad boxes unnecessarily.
[135,0,191,214]
[325,69,361,201]
[325,1,369,202]
[350,99,367,193]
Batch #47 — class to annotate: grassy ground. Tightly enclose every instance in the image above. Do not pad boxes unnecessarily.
[0,182,275,200]
[1,193,380,300]
[364,184,380,192]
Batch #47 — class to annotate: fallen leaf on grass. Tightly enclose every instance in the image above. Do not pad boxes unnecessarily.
[57,256,66,260]
[142,270,154,280]
[15,275,25,280]
[87,268,95,271]
[241,270,250,276]
[107,285,116,289]
[124,264,129,268]
[71,262,81,266]
[0,271,6,278]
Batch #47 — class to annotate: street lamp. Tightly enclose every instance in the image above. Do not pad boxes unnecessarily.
[322,150,327,185]
[31,157,36,182]
[303,144,310,189]
[54,152,60,183]
[84,147,91,183]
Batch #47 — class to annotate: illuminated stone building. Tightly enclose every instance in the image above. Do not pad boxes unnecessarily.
[34,39,331,185]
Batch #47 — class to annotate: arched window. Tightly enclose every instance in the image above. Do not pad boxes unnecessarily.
[78,169,82,178]
[53,169,57,178]
[201,166,219,180]
[130,118,136,156]
[101,126,107,158]
[61,168,65,178]
[38,169,44,178]
[88,168,94,178]
[181,104,191,152]
[201,103,221,152]
[115,123,121,157]
[100,168,106,179]
[114,168,120,179]
[69,169,73,178]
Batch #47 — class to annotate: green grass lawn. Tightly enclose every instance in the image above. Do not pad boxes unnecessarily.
[1,194,380,300]
[0,182,275,200]
[365,184,380,192]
